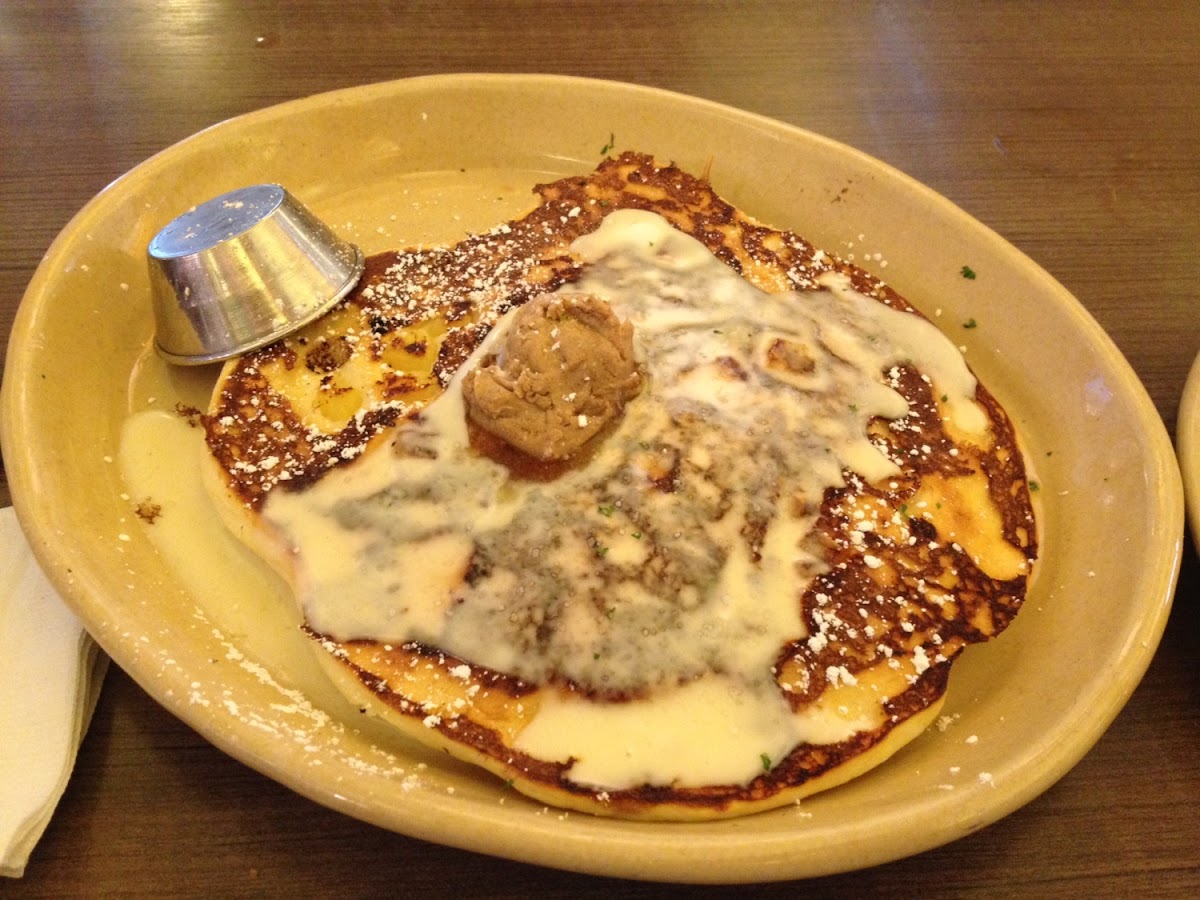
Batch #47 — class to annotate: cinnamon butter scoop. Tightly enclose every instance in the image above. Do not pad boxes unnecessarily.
[462,292,641,460]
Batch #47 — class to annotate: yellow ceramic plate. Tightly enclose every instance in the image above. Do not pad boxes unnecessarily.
[1179,352,1200,553]
[0,75,1184,883]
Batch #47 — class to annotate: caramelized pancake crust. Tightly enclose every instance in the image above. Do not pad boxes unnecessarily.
[203,153,1037,819]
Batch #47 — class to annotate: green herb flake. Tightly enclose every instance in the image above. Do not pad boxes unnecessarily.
[1029,480,1040,492]
[941,394,949,403]
[598,504,615,517]
[631,531,643,539]
[600,131,615,155]
[899,503,909,518]
[760,753,772,772]
[606,607,616,620]
[961,265,977,280]
[963,318,978,329]
[595,545,610,557]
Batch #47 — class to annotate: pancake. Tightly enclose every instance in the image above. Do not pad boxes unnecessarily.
[202,153,1037,820]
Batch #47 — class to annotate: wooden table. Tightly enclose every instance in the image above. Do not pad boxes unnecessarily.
[2,2,1197,895]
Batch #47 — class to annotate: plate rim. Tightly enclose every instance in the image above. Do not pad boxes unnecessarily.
[1178,350,1200,552]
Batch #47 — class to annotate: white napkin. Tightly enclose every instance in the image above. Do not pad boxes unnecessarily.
[0,506,107,878]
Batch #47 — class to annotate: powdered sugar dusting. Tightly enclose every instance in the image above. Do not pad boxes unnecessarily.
[134,605,421,783]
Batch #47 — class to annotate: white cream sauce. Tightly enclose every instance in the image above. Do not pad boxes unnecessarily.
[262,210,984,788]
